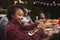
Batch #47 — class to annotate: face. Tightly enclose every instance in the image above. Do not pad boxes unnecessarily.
[40,13,45,18]
[12,8,24,23]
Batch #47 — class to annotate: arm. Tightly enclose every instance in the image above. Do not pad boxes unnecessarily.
[19,23,39,31]
[5,25,30,40]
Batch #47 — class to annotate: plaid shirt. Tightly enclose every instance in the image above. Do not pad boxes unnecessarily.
[5,21,45,40]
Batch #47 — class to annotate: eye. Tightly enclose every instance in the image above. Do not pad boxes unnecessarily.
[19,13,24,16]
[18,14,21,16]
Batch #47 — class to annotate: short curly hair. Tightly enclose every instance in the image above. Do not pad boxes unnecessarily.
[7,4,26,20]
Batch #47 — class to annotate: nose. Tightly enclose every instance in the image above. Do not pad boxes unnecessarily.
[21,18,23,20]
[20,15,23,18]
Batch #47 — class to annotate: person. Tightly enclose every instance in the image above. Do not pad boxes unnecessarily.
[0,16,8,40]
[39,12,47,27]
[24,8,32,22]
[39,12,50,19]
[49,32,60,40]
[0,16,8,28]
[39,12,46,19]
[22,8,33,25]
[58,17,60,26]
[5,4,45,40]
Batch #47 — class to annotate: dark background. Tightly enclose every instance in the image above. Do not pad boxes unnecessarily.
[0,0,60,21]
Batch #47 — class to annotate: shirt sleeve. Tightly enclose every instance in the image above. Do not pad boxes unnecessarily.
[19,23,39,31]
[5,24,30,40]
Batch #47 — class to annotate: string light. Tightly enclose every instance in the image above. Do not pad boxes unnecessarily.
[47,3,49,6]
[35,1,37,4]
[14,1,18,5]
[23,1,60,6]
[50,3,53,6]
[43,2,46,5]
[54,4,56,6]
[28,10,31,12]
[33,2,36,4]
[19,0,24,4]
[53,1,55,4]
[57,3,60,6]
[40,2,43,4]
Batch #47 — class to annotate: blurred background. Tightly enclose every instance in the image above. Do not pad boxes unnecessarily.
[0,0,60,21]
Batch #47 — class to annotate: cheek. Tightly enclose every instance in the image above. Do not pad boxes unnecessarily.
[16,16,23,20]
[13,15,20,21]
